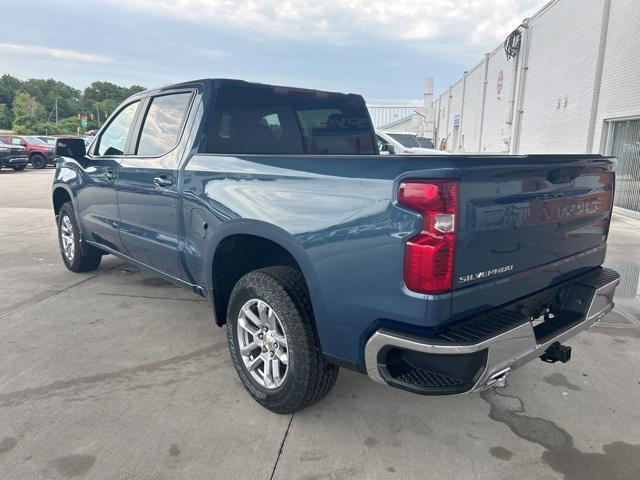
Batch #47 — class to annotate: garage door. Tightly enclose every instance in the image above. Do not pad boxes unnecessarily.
[605,118,640,216]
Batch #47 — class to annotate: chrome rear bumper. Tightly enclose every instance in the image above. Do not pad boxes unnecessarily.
[364,268,620,395]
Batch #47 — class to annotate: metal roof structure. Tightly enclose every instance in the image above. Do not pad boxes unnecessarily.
[367,105,420,129]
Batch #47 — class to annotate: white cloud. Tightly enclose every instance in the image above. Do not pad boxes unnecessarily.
[114,0,543,48]
[193,48,231,60]
[0,43,115,64]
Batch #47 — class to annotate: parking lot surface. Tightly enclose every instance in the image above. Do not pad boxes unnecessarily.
[1,168,639,480]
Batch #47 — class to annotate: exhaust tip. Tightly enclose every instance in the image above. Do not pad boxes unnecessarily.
[485,367,511,389]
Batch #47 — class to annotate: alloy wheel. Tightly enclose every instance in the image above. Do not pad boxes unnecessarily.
[236,298,289,389]
[60,215,75,261]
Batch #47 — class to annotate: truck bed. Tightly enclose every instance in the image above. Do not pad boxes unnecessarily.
[181,152,615,366]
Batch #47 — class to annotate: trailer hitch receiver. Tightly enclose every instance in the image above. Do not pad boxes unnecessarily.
[540,342,572,363]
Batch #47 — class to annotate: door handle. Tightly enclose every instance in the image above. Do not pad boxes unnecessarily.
[154,175,174,187]
[104,169,116,181]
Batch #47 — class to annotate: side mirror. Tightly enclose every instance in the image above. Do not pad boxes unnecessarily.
[381,143,395,154]
[56,138,87,158]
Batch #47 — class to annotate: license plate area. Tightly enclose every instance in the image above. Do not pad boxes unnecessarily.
[532,310,583,344]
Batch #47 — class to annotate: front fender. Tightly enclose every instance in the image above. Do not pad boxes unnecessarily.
[52,161,83,230]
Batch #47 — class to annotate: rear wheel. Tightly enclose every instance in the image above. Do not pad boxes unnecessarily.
[227,267,339,414]
[31,154,46,169]
[57,202,102,272]
[12,165,26,171]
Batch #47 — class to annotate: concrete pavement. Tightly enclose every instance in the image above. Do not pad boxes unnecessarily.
[1,168,639,479]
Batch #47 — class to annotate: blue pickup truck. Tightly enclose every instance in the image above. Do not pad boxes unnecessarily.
[52,79,620,413]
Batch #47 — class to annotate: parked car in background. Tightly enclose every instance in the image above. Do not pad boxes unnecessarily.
[36,136,58,146]
[416,136,435,149]
[0,141,28,171]
[37,135,94,152]
[0,135,55,168]
[377,130,448,155]
[52,79,619,414]
[82,136,95,150]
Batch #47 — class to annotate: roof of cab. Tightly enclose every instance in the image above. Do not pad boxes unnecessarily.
[128,78,362,101]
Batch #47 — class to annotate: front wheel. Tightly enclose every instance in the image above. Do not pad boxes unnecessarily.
[227,267,339,414]
[57,202,102,272]
[31,154,46,169]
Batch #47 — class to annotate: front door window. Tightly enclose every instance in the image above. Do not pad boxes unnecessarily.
[96,101,140,156]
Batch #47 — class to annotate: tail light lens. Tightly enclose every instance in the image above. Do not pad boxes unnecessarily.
[398,180,458,294]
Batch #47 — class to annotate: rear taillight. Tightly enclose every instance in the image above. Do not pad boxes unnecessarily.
[398,180,458,294]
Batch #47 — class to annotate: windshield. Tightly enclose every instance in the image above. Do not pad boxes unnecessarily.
[388,133,420,148]
[25,136,48,145]
[416,137,435,149]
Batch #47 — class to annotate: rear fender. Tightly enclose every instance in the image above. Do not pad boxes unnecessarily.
[205,220,327,340]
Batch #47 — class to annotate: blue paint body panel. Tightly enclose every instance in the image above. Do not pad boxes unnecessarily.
[52,79,616,371]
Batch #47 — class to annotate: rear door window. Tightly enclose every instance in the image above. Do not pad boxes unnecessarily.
[205,84,375,155]
[136,92,192,156]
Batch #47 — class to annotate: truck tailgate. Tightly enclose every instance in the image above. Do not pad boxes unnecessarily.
[452,155,614,318]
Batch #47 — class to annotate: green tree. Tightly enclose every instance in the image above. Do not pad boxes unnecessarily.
[0,74,22,108]
[83,83,144,125]
[84,82,145,108]
[20,78,83,120]
[92,98,119,124]
[125,84,145,97]
[50,116,84,135]
[12,92,46,133]
[0,103,11,130]
[0,75,146,133]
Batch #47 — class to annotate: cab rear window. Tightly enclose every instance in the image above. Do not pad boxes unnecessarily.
[205,85,375,155]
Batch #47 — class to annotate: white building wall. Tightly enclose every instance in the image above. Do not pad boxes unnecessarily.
[518,0,605,153]
[434,95,442,143]
[367,106,419,129]
[378,110,425,133]
[433,0,640,154]
[481,50,515,152]
[445,80,464,151]
[458,64,484,152]
[592,0,640,150]
[431,0,640,214]
[436,91,450,147]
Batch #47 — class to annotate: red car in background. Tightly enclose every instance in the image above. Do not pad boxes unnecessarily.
[0,135,55,169]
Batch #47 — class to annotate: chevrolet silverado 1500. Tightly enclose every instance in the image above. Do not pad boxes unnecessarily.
[52,79,620,413]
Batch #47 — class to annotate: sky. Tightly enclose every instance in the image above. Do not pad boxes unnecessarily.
[0,0,546,103]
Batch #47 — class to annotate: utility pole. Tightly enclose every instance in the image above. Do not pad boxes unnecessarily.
[55,98,58,125]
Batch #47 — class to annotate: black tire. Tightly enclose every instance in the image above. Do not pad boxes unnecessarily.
[227,267,338,414]
[31,154,46,169]
[57,202,102,272]
[12,165,26,171]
